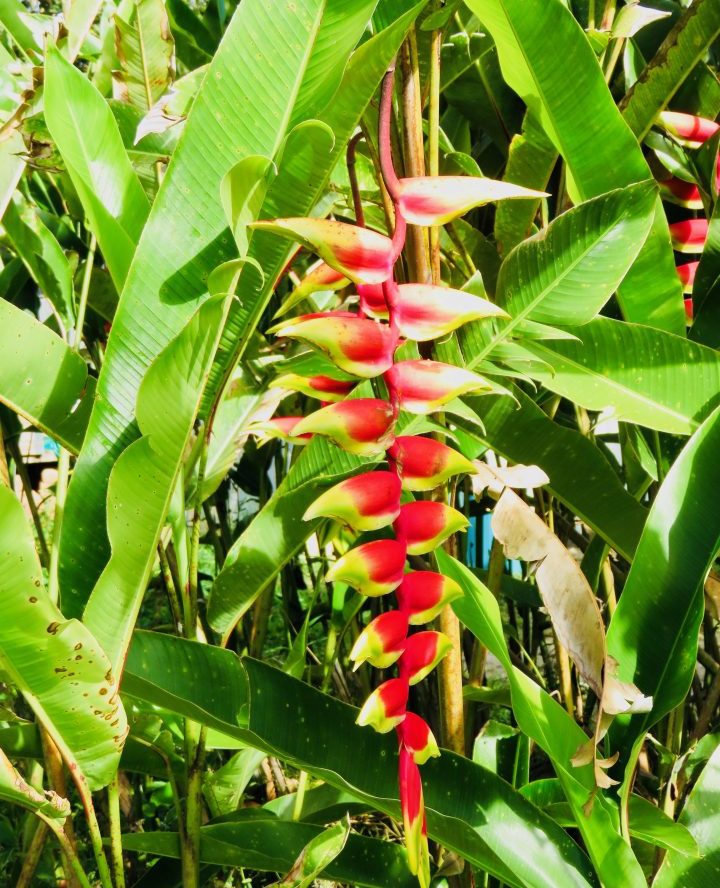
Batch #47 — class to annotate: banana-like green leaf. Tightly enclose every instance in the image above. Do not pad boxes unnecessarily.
[494,111,557,255]
[81,295,229,673]
[526,317,720,435]
[486,182,656,339]
[44,46,151,290]
[619,0,720,140]
[59,0,400,614]
[0,299,94,454]
[120,818,416,888]
[3,194,75,327]
[607,405,720,755]
[653,744,720,887]
[123,630,598,888]
[469,0,684,334]
[114,0,175,110]
[0,485,126,790]
[458,389,647,562]
[438,552,646,888]
[0,747,69,820]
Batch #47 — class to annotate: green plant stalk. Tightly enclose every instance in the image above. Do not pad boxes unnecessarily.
[107,773,126,888]
[427,4,442,284]
[0,421,10,488]
[72,777,114,888]
[399,31,430,282]
[41,814,94,888]
[39,728,80,888]
[16,818,49,888]
[181,422,211,888]
[6,436,50,567]
[292,770,309,821]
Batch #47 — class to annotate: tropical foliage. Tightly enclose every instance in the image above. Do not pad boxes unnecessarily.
[0,0,719,886]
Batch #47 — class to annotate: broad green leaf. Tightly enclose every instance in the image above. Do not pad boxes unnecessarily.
[44,46,151,290]
[0,485,126,790]
[123,631,598,888]
[459,389,647,562]
[0,299,94,454]
[470,0,684,333]
[627,795,699,857]
[120,818,417,888]
[59,0,392,613]
[494,111,557,255]
[619,0,720,140]
[114,0,175,110]
[81,295,229,673]
[607,406,720,756]
[654,744,720,887]
[526,317,720,435]
[611,4,670,39]
[0,748,69,820]
[3,193,75,326]
[438,552,646,888]
[278,817,350,887]
[489,182,656,335]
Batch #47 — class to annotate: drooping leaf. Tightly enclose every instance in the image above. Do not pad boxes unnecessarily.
[526,317,720,435]
[123,630,598,888]
[470,0,685,333]
[0,299,94,454]
[0,485,126,790]
[0,747,69,820]
[44,45,151,290]
[491,488,605,695]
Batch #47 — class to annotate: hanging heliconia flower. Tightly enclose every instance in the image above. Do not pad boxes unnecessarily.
[256,58,539,887]
[396,175,548,226]
[272,314,399,378]
[270,373,356,402]
[657,110,720,147]
[669,218,709,253]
